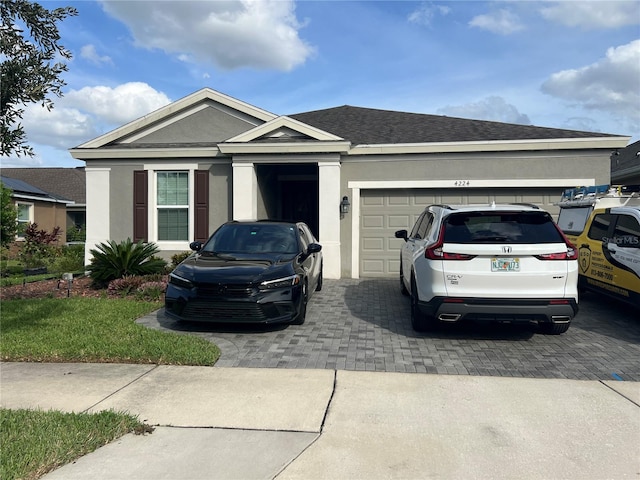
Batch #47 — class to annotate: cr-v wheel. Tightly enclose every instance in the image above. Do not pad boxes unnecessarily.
[399,260,409,296]
[540,322,570,335]
[410,276,429,332]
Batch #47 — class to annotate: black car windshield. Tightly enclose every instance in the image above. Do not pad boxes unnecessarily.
[444,212,564,244]
[202,224,299,254]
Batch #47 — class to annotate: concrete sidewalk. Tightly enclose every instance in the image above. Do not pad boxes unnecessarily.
[1,362,639,479]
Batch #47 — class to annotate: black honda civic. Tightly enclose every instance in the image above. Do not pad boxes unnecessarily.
[165,220,322,325]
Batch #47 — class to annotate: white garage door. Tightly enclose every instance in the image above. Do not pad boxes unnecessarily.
[359,188,561,277]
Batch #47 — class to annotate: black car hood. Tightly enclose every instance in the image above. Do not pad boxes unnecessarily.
[173,252,298,284]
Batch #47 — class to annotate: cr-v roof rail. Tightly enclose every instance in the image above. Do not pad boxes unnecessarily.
[509,203,541,209]
[430,204,454,210]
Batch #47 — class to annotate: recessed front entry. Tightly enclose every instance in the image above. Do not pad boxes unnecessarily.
[256,164,319,237]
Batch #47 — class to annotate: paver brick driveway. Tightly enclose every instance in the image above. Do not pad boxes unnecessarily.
[138,279,640,381]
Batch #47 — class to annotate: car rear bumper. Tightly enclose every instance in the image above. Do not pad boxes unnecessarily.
[419,297,579,324]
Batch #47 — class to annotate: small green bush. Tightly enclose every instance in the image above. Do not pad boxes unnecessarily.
[170,251,191,269]
[66,225,86,242]
[48,244,85,273]
[89,239,167,287]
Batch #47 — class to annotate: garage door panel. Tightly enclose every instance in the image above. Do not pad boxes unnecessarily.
[363,237,384,251]
[359,188,559,277]
[363,259,384,274]
[389,214,411,229]
[362,215,384,228]
[388,195,410,206]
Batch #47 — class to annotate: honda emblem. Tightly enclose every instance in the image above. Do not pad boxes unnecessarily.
[502,246,512,254]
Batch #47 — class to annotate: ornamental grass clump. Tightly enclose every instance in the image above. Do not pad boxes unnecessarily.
[89,239,167,287]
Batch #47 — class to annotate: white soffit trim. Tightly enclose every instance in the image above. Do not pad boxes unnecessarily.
[218,141,351,155]
[225,116,345,143]
[348,179,596,189]
[11,193,73,204]
[75,88,277,149]
[69,146,223,160]
[348,136,631,155]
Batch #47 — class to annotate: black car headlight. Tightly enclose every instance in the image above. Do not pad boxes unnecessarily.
[169,272,194,289]
[258,274,300,291]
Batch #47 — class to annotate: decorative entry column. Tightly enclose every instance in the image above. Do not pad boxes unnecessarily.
[84,167,110,265]
[318,161,341,279]
[232,162,257,220]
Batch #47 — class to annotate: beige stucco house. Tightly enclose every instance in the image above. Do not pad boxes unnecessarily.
[70,88,630,278]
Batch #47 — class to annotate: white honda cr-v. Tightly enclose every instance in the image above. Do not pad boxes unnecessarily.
[395,203,579,334]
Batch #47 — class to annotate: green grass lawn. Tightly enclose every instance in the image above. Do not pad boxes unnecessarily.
[0,296,221,480]
[0,409,144,480]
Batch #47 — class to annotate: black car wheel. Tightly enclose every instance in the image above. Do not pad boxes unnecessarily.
[291,280,308,325]
[316,263,323,292]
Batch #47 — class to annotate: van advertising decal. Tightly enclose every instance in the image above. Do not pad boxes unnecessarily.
[579,245,591,275]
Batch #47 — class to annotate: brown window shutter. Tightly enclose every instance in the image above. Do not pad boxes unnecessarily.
[194,170,209,242]
[133,170,148,242]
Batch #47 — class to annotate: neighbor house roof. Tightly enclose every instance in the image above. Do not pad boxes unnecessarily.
[0,167,85,204]
[289,105,620,146]
[1,176,73,204]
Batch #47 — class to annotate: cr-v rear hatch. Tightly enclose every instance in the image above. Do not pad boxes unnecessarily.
[430,211,577,298]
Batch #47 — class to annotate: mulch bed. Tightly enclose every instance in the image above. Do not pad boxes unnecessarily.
[0,276,107,301]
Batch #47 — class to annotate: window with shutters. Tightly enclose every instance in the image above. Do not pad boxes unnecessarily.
[133,166,209,247]
[157,171,189,241]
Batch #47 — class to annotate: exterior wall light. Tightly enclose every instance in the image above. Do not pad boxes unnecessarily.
[340,196,350,217]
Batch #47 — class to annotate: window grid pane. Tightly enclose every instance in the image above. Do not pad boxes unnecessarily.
[156,171,189,241]
[158,209,189,240]
[157,172,188,206]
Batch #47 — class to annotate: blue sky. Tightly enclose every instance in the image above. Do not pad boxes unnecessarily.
[4,0,640,168]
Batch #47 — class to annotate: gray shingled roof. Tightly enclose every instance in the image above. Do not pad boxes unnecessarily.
[289,105,619,145]
[0,167,85,204]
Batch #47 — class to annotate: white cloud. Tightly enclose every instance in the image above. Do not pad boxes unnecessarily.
[469,9,524,35]
[80,44,113,66]
[63,82,172,125]
[437,96,532,125]
[541,40,640,133]
[408,3,451,27]
[20,82,171,151]
[22,105,99,150]
[99,0,314,71]
[540,1,640,29]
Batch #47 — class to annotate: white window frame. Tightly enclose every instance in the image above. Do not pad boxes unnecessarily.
[15,201,34,240]
[145,163,198,250]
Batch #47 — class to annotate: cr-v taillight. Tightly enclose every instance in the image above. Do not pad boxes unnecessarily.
[534,224,579,260]
[425,225,476,260]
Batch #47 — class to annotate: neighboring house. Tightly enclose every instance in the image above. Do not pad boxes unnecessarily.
[0,167,86,236]
[611,140,640,184]
[69,88,630,279]
[1,175,73,243]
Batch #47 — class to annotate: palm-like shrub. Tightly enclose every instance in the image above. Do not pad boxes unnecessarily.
[88,239,167,287]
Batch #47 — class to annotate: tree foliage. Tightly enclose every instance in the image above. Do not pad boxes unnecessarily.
[1,0,77,157]
[1,182,17,247]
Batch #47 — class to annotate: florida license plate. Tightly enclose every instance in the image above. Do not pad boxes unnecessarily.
[491,257,520,272]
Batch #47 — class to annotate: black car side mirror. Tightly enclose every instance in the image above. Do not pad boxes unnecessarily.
[300,242,322,261]
[395,230,408,241]
[190,241,203,252]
